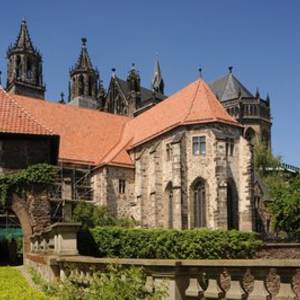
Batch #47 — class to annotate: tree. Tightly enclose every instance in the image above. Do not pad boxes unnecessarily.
[264,175,300,239]
[253,143,281,177]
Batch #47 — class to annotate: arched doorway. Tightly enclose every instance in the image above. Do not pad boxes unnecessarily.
[0,206,26,265]
[227,180,239,230]
[164,182,173,228]
[244,127,256,145]
[191,178,206,228]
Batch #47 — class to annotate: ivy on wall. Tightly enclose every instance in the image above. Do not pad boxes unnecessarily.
[0,164,57,207]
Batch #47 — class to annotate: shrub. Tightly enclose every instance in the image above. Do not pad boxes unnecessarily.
[91,227,262,259]
[31,265,166,300]
[72,202,137,230]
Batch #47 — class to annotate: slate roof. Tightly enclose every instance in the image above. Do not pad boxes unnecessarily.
[209,73,253,102]
[114,77,166,106]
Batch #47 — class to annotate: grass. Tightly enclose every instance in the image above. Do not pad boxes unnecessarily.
[0,267,49,300]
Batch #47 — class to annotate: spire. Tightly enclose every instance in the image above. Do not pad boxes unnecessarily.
[255,87,260,99]
[71,38,94,72]
[69,38,100,103]
[152,57,164,94]
[6,19,45,99]
[127,63,141,93]
[14,19,34,51]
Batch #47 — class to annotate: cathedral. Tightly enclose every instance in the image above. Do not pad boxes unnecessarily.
[0,20,274,232]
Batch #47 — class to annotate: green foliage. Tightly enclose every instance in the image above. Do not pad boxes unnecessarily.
[91,227,262,259]
[0,163,57,207]
[72,202,137,230]
[264,175,300,239]
[254,143,281,177]
[0,267,48,300]
[31,265,166,300]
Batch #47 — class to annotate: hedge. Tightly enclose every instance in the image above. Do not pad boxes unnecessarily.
[91,227,262,259]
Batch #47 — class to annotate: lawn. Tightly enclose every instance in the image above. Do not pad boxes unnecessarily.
[0,267,48,300]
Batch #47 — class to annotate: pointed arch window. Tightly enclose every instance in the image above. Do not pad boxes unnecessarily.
[78,75,84,95]
[16,56,21,79]
[192,178,206,227]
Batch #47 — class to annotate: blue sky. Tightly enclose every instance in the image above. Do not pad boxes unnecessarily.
[0,0,299,166]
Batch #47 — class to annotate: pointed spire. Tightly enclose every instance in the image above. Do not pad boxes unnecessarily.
[266,93,270,104]
[14,19,34,51]
[255,87,260,99]
[72,37,94,71]
[152,57,164,94]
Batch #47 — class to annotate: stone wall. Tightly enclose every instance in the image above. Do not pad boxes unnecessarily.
[96,123,253,231]
[0,136,53,172]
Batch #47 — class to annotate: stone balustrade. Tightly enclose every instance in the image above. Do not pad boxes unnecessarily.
[30,222,81,256]
[49,256,300,300]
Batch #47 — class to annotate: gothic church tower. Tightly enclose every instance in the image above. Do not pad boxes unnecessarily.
[68,38,101,109]
[6,20,45,99]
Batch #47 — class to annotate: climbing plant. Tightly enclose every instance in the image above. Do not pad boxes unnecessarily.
[0,164,57,207]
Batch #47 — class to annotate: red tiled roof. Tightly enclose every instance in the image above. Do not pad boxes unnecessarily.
[126,79,240,148]
[9,92,131,165]
[0,88,55,136]
[0,79,240,167]
[103,79,240,166]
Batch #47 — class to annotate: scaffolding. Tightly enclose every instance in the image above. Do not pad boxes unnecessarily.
[48,165,94,222]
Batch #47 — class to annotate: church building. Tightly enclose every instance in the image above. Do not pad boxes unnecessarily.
[0,20,271,232]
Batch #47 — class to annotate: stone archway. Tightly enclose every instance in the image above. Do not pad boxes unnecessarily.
[10,194,33,256]
[8,191,51,257]
[244,127,256,145]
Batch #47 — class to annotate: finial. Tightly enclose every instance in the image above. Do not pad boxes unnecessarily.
[112,68,116,78]
[59,92,65,104]
[266,92,270,102]
[198,67,203,78]
[0,71,2,86]
[131,63,136,70]
[228,66,233,73]
[21,18,26,25]
[81,37,87,47]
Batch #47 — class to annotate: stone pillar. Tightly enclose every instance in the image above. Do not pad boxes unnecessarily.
[172,142,182,229]
[215,140,228,229]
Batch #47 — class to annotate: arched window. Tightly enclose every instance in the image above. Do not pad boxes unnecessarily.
[227,180,239,230]
[191,178,206,227]
[16,56,21,78]
[78,75,84,95]
[27,59,32,79]
[244,127,256,145]
[164,182,173,228]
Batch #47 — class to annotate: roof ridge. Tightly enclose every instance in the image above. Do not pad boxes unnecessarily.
[2,88,55,135]
[183,80,202,123]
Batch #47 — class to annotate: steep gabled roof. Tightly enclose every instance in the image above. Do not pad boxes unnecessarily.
[102,79,240,165]
[209,72,253,102]
[5,91,131,165]
[110,77,166,106]
[126,79,240,148]
[0,88,54,136]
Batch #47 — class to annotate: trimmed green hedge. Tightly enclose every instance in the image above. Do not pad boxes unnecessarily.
[91,227,262,259]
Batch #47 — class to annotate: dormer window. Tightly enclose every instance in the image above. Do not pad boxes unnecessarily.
[192,136,206,156]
